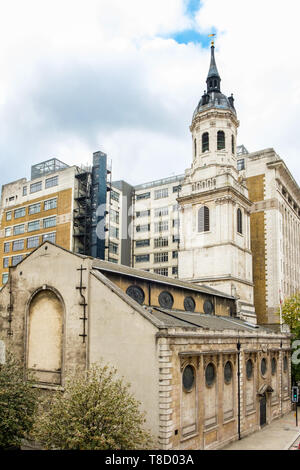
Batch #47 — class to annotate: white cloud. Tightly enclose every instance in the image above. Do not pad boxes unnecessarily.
[0,0,299,189]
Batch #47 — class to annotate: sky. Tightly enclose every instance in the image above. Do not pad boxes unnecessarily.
[0,0,299,188]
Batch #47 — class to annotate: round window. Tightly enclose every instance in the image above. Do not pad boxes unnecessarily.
[184,296,196,312]
[182,365,195,391]
[261,358,267,376]
[271,357,277,375]
[158,291,174,309]
[126,285,145,305]
[224,361,232,384]
[205,363,216,387]
[246,359,253,380]
[203,299,214,315]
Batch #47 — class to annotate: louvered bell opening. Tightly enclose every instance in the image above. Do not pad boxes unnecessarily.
[198,206,210,232]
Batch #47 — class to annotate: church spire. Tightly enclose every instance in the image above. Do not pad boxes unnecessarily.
[206,40,221,93]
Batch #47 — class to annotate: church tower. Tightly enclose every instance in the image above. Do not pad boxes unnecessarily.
[178,40,256,323]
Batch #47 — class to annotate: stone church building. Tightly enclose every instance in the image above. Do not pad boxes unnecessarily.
[0,242,291,449]
[0,42,293,450]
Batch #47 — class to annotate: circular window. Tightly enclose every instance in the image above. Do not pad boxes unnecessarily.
[261,358,267,376]
[203,299,214,315]
[224,361,233,384]
[182,365,195,391]
[184,296,195,312]
[158,291,174,309]
[205,363,216,387]
[246,359,253,380]
[283,355,288,373]
[126,285,145,305]
[271,357,277,375]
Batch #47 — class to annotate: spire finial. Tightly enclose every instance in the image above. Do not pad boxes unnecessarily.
[208,33,216,47]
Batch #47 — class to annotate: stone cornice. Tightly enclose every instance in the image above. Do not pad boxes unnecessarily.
[190,108,240,132]
[178,185,253,210]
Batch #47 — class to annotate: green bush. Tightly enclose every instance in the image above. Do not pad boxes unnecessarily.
[0,352,37,449]
[32,364,154,450]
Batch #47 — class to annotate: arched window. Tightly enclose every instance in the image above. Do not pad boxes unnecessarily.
[237,208,243,234]
[194,138,197,158]
[27,289,63,385]
[202,132,209,152]
[217,130,225,150]
[231,135,235,154]
[198,206,209,232]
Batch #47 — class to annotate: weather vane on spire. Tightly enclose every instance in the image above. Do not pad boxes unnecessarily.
[208,33,216,46]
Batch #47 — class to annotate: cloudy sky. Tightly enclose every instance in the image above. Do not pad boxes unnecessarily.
[0,0,299,189]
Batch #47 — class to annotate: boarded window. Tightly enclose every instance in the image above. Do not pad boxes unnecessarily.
[27,290,63,385]
[198,206,210,232]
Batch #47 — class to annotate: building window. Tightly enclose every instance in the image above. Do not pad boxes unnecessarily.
[5,227,12,237]
[136,224,150,233]
[202,132,209,152]
[173,185,181,193]
[109,226,119,239]
[135,254,150,263]
[154,268,168,276]
[154,207,168,217]
[23,186,27,196]
[237,208,243,234]
[173,234,180,243]
[108,257,118,263]
[182,365,195,392]
[111,190,120,202]
[158,291,174,308]
[194,139,197,158]
[184,296,195,311]
[3,257,9,268]
[43,232,56,243]
[14,208,26,219]
[261,358,267,377]
[13,224,25,236]
[44,199,57,211]
[217,130,225,150]
[198,206,209,232]
[136,192,150,200]
[27,236,40,249]
[172,219,179,228]
[28,220,40,232]
[126,285,145,305]
[155,221,168,233]
[6,211,12,221]
[45,175,58,189]
[2,273,9,284]
[110,209,119,224]
[173,204,180,212]
[231,135,235,154]
[283,356,288,373]
[135,239,150,248]
[205,363,216,387]
[12,255,23,266]
[154,252,168,263]
[136,210,150,218]
[12,239,24,251]
[154,188,168,200]
[43,217,56,229]
[172,251,178,259]
[29,203,41,215]
[4,242,10,253]
[30,181,42,193]
[237,159,245,171]
[224,361,233,384]
[109,242,118,254]
[154,237,168,248]
[246,359,253,380]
